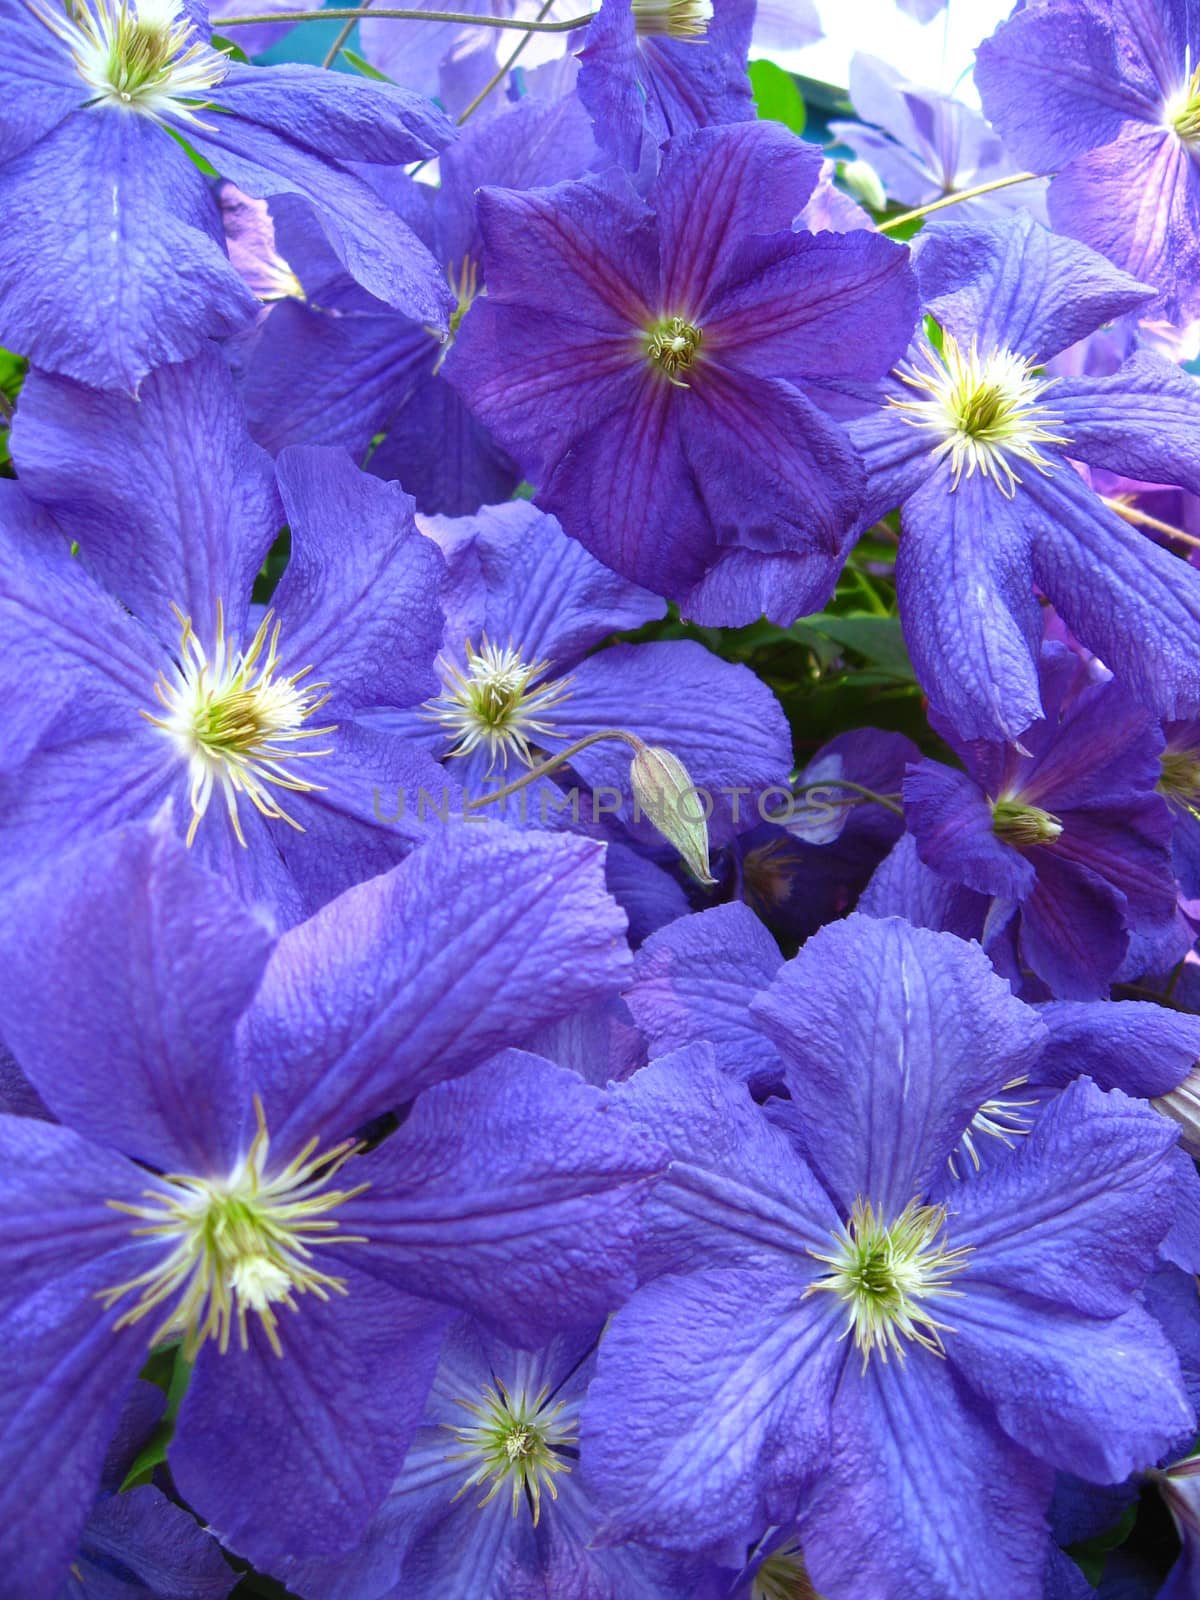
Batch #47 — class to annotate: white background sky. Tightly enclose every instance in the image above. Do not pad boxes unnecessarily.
[757,0,1017,105]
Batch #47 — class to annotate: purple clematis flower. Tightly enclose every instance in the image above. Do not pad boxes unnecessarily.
[576,0,756,174]
[0,816,656,1594]
[0,350,451,925]
[852,209,1200,742]
[902,644,1179,1000]
[829,53,1048,221]
[269,1317,695,1599]
[226,90,599,515]
[365,498,795,849]
[582,916,1194,1600]
[447,119,919,625]
[976,0,1200,325]
[0,0,452,391]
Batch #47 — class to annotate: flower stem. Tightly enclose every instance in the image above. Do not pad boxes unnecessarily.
[465,729,645,809]
[877,170,1043,233]
[219,6,595,30]
[457,0,555,123]
[1101,495,1200,550]
[767,778,905,821]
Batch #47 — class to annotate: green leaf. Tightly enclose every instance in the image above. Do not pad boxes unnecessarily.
[1066,1501,1137,1586]
[805,613,916,681]
[749,59,806,134]
[120,1348,194,1491]
[342,48,392,81]
[210,33,250,63]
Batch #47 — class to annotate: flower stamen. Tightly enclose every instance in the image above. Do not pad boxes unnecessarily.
[949,1076,1039,1178]
[631,0,714,38]
[422,636,573,773]
[445,1379,577,1526]
[142,599,336,849]
[888,331,1069,497]
[806,1196,972,1370]
[646,316,703,386]
[99,1097,368,1359]
[28,0,228,126]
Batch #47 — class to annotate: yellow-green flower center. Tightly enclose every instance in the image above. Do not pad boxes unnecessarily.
[806,1197,972,1370]
[142,601,336,848]
[631,0,714,38]
[99,1100,368,1359]
[1159,747,1200,814]
[1166,61,1200,143]
[889,331,1069,497]
[753,1540,821,1600]
[646,316,704,386]
[422,636,573,772]
[30,0,227,124]
[446,1380,577,1525]
[991,796,1064,848]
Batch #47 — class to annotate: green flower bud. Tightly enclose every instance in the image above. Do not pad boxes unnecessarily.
[629,743,716,885]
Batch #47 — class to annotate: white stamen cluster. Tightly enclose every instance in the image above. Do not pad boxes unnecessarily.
[99,1099,368,1359]
[888,331,1069,497]
[631,0,714,39]
[806,1197,972,1370]
[143,601,335,848]
[29,0,227,125]
[423,636,573,772]
[446,1380,577,1525]
[949,1077,1038,1178]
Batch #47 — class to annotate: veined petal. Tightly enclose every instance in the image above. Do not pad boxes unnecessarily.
[236,828,632,1157]
[897,469,1045,744]
[1026,465,1200,724]
[1051,354,1200,492]
[0,818,269,1172]
[171,1268,448,1564]
[13,351,278,649]
[654,122,823,316]
[904,758,1038,901]
[337,1051,664,1346]
[271,445,444,712]
[1035,1001,1200,1099]
[952,1079,1183,1316]
[949,1295,1192,1481]
[802,1354,1053,1600]
[914,211,1155,364]
[753,914,1047,1216]
[624,902,784,1089]
[582,1266,844,1550]
[0,111,255,392]
[1048,130,1200,324]
[975,1,1161,167]
[1018,850,1128,1001]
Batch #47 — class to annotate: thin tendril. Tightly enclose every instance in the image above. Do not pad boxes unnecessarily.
[877,170,1044,232]
[218,7,596,31]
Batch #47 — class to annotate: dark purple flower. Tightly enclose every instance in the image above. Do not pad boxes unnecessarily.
[0,0,452,391]
[582,916,1193,1599]
[852,210,1200,742]
[576,0,756,173]
[0,351,450,924]
[0,816,655,1593]
[976,0,1200,324]
[448,119,918,624]
[903,644,1178,999]
[226,91,599,515]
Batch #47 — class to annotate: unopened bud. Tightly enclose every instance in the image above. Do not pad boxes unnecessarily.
[842,159,886,214]
[990,797,1063,848]
[629,743,716,885]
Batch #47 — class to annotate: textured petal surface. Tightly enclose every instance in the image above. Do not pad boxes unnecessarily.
[340,1051,663,1345]
[236,828,632,1155]
[0,819,268,1172]
[0,113,254,391]
[753,914,1047,1214]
